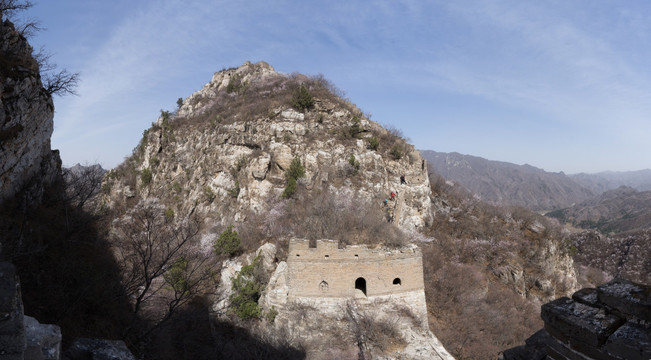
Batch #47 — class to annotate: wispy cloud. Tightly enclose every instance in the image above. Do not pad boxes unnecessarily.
[415,1,651,137]
[44,0,651,172]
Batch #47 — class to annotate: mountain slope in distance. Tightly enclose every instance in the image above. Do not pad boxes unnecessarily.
[420,150,595,211]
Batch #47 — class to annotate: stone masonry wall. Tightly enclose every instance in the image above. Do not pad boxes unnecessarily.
[502,279,650,360]
[287,239,425,299]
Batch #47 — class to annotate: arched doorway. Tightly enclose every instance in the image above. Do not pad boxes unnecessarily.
[355,277,367,296]
[393,278,401,286]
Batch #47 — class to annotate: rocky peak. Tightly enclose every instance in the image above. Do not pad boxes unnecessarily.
[104,61,432,232]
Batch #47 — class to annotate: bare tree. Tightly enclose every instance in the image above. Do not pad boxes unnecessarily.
[1,0,80,96]
[33,49,80,96]
[0,0,33,19]
[0,0,38,38]
[43,68,79,96]
[59,164,105,233]
[63,164,105,210]
[110,199,217,342]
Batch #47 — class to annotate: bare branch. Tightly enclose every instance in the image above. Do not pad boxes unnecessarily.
[16,16,41,37]
[44,69,80,96]
[110,199,218,343]
[0,0,33,20]
[63,164,105,210]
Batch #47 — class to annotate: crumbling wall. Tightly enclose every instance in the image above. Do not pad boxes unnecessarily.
[287,239,425,299]
[502,279,650,360]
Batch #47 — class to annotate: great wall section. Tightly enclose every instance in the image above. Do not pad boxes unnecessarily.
[286,239,426,312]
[257,238,454,359]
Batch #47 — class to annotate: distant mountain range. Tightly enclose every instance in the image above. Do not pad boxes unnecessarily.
[421,150,651,233]
[546,186,651,234]
[420,150,595,211]
[570,169,651,193]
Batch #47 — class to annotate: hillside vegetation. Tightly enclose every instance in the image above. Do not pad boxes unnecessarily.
[546,186,651,234]
[103,61,431,234]
[420,171,578,358]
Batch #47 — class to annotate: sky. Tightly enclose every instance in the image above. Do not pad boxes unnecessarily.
[18,0,651,173]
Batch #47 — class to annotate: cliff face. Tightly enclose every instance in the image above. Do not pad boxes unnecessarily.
[0,19,60,206]
[0,19,65,360]
[103,61,432,232]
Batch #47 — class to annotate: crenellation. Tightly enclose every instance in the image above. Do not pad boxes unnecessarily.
[289,238,421,262]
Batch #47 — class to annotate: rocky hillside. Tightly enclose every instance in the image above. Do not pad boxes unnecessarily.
[0,18,60,206]
[96,61,451,358]
[103,61,432,232]
[96,64,589,359]
[571,230,650,285]
[546,186,651,234]
[421,150,596,211]
[415,170,578,359]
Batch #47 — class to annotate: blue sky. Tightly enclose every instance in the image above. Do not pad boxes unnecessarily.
[22,0,651,173]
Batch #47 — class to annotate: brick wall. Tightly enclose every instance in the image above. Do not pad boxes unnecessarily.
[287,239,425,299]
[501,279,650,360]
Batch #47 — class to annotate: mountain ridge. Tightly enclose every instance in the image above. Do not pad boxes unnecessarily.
[547,186,651,234]
[420,150,596,211]
[570,169,651,193]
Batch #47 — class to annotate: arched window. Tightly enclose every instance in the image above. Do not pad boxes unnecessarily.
[319,280,329,292]
[393,278,401,286]
[355,277,367,296]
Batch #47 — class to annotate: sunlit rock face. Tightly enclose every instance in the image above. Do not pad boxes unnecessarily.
[102,61,433,232]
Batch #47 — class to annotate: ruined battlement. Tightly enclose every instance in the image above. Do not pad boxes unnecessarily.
[289,239,422,262]
[287,239,425,299]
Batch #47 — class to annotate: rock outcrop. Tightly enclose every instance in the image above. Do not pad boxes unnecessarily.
[502,279,650,360]
[63,338,136,360]
[0,19,60,206]
[24,316,62,360]
[0,262,24,360]
[102,61,432,232]
[0,262,62,360]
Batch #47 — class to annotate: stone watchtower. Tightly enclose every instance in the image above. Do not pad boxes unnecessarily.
[284,239,428,317]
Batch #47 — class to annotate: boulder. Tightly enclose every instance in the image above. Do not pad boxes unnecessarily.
[63,338,135,360]
[24,316,61,360]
